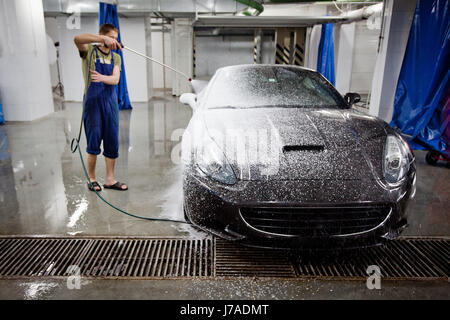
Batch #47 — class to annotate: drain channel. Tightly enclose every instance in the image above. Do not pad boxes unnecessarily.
[0,236,448,280]
[214,237,449,280]
[215,239,297,278]
[0,237,213,279]
[290,238,449,280]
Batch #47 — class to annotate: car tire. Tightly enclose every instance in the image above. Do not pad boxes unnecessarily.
[425,150,439,166]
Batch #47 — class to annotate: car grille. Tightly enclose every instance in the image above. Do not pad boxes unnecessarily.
[240,206,391,237]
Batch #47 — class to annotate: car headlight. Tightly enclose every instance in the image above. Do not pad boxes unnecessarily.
[196,139,237,185]
[383,135,411,185]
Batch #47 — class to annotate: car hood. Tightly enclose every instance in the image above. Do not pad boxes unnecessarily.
[201,107,387,181]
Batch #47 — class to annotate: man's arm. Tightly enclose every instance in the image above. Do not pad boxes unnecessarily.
[74,34,121,53]
[90,65,120,85]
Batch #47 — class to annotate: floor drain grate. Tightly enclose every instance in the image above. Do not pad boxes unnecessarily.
[0,237,213,279]
[215,237,449,280]
[0,236,448,280]
[215,240,297,278]
[290,237,450,280]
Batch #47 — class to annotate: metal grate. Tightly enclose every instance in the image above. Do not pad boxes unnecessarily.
[291,237,450,280]
[0,237,213,279]
[0,236,448,280]
[215,237,449,280]
[215,239,297,278]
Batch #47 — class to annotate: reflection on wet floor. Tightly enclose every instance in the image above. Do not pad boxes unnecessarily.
[0,95,448,237]
[0,95,207,238]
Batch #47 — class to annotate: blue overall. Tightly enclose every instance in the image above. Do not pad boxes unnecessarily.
[83,47,119,159]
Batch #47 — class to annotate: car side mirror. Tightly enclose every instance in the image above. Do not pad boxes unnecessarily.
[344,92,361,106]
[179,93,197,110]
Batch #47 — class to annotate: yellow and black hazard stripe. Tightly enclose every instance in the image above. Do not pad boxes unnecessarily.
[275,43,290,64]
[294,43,304,66]
[253,36,258,64]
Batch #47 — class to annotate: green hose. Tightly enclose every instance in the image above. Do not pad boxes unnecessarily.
[237,0,264,16]
[73,139,188,224]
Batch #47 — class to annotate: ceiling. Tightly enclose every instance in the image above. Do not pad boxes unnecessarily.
[43,0,246,16]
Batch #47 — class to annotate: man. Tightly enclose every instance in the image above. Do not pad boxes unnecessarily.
[74,23,128,191]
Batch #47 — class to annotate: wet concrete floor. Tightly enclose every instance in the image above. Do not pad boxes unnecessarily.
[0,278,448,300]
[0,97,205,238]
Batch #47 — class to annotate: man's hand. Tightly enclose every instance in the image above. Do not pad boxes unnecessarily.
[90,70,106,83]
[101,35,122,51]
[90,66,120,85]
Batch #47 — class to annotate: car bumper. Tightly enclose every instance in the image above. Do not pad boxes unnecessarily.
[183,170,415,250]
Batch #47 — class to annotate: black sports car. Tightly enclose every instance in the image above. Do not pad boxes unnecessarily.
[180,65,416,249]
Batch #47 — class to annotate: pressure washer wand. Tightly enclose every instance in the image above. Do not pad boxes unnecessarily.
[122,45,192,82]
[92,42,192,82]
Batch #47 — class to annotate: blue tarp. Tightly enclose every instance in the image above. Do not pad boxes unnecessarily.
[317,23,335,86]
[390,0,449,156]
[99,2,132,110]
[0,99,4,125]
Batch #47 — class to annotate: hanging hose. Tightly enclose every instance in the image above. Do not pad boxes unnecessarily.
[71,44,189,224]
[237,0,264,16]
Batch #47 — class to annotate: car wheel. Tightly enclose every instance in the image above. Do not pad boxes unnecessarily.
[425,150,439,165]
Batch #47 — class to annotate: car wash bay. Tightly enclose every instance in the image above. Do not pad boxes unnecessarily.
[0,0,448,300]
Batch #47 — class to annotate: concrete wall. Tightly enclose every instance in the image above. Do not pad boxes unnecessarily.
[171,19,192,96]
[151,28,172,90]
[334,22,355,94]
[262,35,276,65]
[44,17,59,88]
[164,30,172,89]
[151,30,164,89]
[120,17,148,102]
[0,0,54,121]
[195,34,274,78]
[195,35,254,77]
[350,20,379,94]
[56,16,96,102]
[49,16,148,102]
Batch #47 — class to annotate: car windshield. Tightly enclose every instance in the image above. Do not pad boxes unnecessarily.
[204,65,345,109]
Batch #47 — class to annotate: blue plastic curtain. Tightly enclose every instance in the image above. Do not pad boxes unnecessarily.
[99,2,132,110]
[0,99,4,125]
[390,0,449,156]
[317,23,335,86]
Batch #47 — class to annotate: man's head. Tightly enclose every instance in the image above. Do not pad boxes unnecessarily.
[99,23,118,40]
